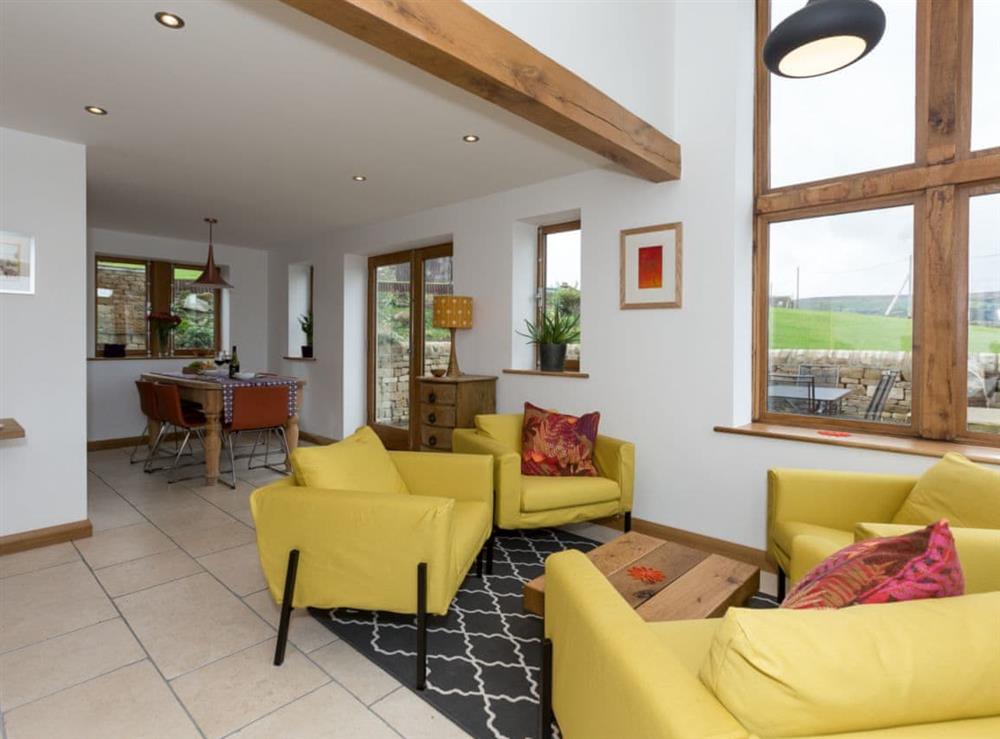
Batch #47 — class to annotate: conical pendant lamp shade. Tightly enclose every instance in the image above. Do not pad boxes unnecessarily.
[192,218,234,291]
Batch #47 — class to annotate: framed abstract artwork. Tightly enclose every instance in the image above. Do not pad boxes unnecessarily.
[619,222,682,309]
[0,232,35,295]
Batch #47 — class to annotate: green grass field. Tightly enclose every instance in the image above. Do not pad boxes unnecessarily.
[771,307,1000,354]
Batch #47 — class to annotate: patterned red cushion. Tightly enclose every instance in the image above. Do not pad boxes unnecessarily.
[520,402,600,477]
[782,520,964,609]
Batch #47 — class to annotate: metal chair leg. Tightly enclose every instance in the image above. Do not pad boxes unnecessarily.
[221,431,238,490]
[167,431,192,484]
[416,562,428,690]
[130,422,150,464]
[539,637,553,739]
[486,530,495,575]
[143,424,169,473]
[274,549,300,666]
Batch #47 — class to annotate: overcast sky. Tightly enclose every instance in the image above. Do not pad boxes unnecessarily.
[769,0,998,302]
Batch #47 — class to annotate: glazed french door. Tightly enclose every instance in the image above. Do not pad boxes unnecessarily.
[367,243,453,449]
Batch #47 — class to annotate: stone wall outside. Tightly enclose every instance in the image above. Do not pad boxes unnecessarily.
[374,340,450,426]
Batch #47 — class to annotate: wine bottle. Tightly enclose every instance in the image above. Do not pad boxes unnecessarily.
[229,345,240,378]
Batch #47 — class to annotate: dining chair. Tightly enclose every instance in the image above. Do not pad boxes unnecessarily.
[130,380,161,465]
[864,370,900,422]
[798,364,842,414]
[222,386,290,489]
[151,383,207,483]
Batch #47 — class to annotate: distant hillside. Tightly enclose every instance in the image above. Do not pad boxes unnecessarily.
[791,292,1000,324]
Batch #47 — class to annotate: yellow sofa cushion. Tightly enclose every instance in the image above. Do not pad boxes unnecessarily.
[474,413,523,453]
[520,475,619,513]
[289,426,409,494]
[893,453,1000,528]
[648,619,719,676]
[856,522,1000,594]
[700,592,1000,737]
[772,520,852,560]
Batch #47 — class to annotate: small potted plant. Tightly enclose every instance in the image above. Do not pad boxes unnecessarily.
[517,310,581,372]
[147,312,182,357]
[298,311,314,358]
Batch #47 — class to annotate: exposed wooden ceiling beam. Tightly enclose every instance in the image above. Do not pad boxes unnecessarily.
[279,0,681,182]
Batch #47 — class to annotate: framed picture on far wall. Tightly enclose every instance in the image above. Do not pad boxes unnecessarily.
[0,231,35,294]
[620,222,682,309]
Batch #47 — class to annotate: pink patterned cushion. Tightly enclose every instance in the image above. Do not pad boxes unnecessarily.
[782,520,964,609]
[520,402,600,477]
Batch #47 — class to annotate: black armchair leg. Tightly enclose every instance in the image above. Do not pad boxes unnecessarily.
[623,512,632,533]
[539,637,553,739]
[274,549,299,666]
[475,549,483,578]
[416,562,428,690]
[486,529,495,575]
[777,566,787,602]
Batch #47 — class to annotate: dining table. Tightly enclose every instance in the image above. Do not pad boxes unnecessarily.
[767,384,853,415]
[141,371,307,485]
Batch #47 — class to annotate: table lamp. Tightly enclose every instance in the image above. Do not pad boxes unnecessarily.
[432,295,473,377]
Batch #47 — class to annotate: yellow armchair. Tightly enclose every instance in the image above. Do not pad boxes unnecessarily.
[452,413,635,530]
[768,454,1000,599]
[251,449,493,689]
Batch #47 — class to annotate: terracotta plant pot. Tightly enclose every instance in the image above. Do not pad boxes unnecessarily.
[539,343,567,372]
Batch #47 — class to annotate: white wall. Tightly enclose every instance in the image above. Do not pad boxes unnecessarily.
[265,1,994,550]
[86,228,270,441]
[0,128,87,536]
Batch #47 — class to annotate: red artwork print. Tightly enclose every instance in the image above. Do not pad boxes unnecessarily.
[627,565,666,585]
[637,245,663,289]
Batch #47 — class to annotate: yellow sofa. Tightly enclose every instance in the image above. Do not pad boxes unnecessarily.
[543,549,1000,739]
[452,413,634,530]
[251,446,493,688]
[768,453,1000,598]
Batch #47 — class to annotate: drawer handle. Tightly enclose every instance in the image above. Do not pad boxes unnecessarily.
[428,413,436,424]
[428,392,437,403]
[428,435,437,447]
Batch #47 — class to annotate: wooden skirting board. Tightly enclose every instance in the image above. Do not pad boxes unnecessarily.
[299,431,337,446]
[0,519,93,555]
[596,514,776,574]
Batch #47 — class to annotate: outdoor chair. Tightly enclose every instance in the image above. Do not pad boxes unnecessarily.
[797,365,842,415]
[864,369,900,422]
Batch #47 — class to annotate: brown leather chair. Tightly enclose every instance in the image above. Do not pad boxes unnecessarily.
[131,380,161,466]
[151,383,206,483]
[222,386,290,489]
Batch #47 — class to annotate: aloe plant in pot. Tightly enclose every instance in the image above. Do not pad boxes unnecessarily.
[298,311,314,358]
[517,311,581,372]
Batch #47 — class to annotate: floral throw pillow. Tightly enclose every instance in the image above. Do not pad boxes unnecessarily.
[782,519,964,609]
[520,402,600,477]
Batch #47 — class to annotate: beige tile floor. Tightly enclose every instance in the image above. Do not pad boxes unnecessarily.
[0,446,471,739]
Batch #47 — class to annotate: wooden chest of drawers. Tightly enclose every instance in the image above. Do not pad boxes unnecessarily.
[416,375,497,451]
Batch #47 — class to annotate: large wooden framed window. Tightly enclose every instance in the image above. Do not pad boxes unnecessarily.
[754,0,1000,444]
[537,221,582,371]
[94,255,221,357]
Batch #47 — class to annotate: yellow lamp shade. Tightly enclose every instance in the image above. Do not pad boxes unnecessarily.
[433,295,473,330]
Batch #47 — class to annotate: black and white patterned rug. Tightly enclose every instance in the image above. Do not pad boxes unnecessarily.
[311,528,778,739]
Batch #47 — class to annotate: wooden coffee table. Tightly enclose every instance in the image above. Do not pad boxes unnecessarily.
[523,532,760,621]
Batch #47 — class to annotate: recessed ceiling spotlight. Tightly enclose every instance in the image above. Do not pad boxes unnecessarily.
[85,105,108,116]
[154,11,185,29]
[352,175,367,182]
[462,134,480,143]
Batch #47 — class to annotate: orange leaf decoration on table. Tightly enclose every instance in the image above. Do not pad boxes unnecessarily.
[628,566,666,585]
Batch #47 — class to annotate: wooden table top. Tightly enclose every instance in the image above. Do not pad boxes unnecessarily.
[523,531,760,621]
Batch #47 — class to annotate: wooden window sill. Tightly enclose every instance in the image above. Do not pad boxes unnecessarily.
[502,369,590,379]
[283,356,317,362]
[714,423,1000,465]
[0,418,26,440]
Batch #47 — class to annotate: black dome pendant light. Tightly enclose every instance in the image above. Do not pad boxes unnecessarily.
[764,0,886,78]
